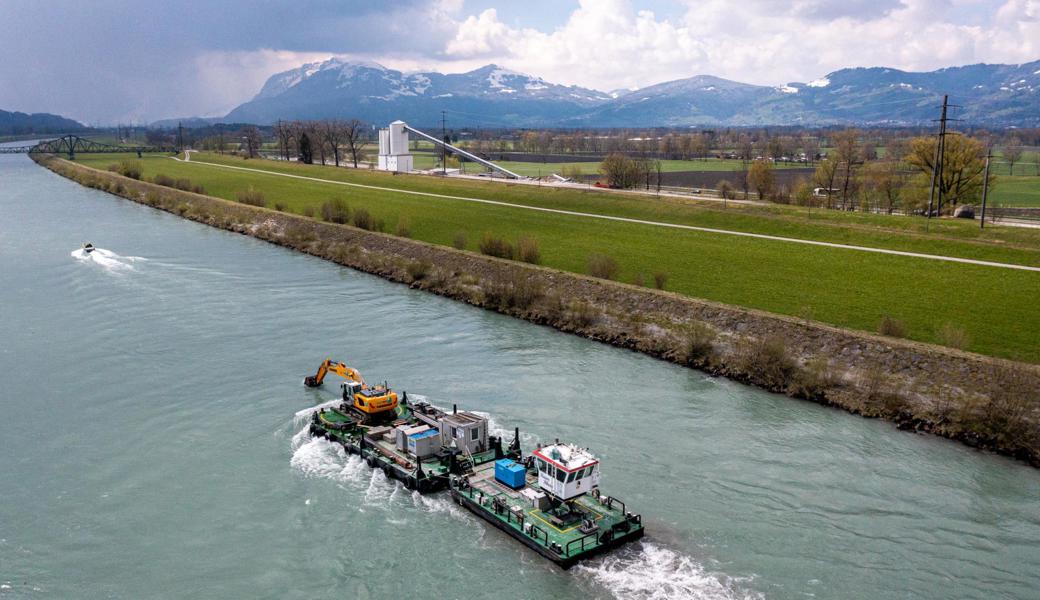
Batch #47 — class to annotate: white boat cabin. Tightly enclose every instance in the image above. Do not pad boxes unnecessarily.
[533,443,600,500]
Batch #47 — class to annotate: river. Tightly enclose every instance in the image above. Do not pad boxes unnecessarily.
[1,153,1038,599]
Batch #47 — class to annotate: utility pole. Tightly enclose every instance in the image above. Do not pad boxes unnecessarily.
[177,121,184,152]
[441,110,446,176]
[926,95,947,228]
[979,149,991,229]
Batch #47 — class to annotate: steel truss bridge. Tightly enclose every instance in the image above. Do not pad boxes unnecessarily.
[0,135,171,159]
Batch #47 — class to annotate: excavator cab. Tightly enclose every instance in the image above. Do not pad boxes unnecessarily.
[305,358,398,421]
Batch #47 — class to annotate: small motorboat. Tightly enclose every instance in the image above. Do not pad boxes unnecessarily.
[83,242,95,254]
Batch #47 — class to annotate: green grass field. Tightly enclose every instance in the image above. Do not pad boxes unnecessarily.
[414,154,808,176]
[990,176,1040,208]
[74,153,1040,362]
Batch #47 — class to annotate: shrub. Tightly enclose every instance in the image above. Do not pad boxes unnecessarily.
[396,217,412,238]
[190,184,205,194]
[938,323,970,350]
[452,231,468,250]
[153,173,176,187]
[517,236,540,264]
[352,208,374,230]
[302,206,316,219]
[653,272,668,290]
[716,179,734,200]
[685,322,716,364]
[173,178,192,191]
[565,300,598,328]
[236,187,266,207]
[878,315,907,338]
[320,198,350,224]
[117,160,142,179]
[406,260,431,281]
[735,335,796,390]
[482,272,543,310]
[587,253,619,280]
[788,357,836,400]
[479,233,515,259]
[274,202,287,212]
[633,272,646,287]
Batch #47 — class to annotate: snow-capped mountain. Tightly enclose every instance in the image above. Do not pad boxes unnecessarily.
[220,59,1040,127]
[225,59,610,127]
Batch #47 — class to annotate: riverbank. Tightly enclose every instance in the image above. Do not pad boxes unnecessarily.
[35,154,1040,466]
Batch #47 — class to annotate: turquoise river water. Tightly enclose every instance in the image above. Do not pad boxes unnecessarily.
[1,153,1039,599]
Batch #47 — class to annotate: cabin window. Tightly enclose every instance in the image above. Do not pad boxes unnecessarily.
[538,460,547,474]
[451,427,459,439]
[357,399,366,407]
[470,428,479,441]
[555,467,567,482]
[567,471,576,483]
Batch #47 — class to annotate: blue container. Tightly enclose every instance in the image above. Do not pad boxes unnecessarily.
[495,458,527,489]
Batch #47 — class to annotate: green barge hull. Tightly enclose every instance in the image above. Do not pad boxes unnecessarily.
[449,459,645,569]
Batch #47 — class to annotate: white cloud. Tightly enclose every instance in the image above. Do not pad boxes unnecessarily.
[429,0,1040,91]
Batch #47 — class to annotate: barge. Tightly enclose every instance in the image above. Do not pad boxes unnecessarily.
[450,442,644,568]
[300,358,644,567]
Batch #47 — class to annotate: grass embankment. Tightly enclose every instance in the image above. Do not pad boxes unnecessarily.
[77,153,1040,362]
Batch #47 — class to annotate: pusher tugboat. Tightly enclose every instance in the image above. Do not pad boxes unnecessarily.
[301,358,644,567]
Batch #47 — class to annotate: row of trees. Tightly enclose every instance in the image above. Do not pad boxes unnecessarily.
[734,130,995,214]
[272,119,369,167]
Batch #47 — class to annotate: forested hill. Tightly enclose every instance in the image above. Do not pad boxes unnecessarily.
[0,109,85,135]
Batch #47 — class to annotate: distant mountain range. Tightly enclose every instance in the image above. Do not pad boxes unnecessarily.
[217,58,1040,128]
[0,109,85,135]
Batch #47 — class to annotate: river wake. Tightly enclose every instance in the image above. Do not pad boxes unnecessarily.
[576,541,763,600]
[71,247,146,272]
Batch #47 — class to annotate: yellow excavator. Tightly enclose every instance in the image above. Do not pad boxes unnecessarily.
[304,358,399,421]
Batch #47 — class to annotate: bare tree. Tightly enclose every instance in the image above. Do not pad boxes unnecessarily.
[342,119,367,168]
[812,157,840,208]
[274,120,295,161]
[321,120,346,167]
[832,129,863,210]
[1003,138,1023,175]
[862,160,905,214]
[242,126,262,158]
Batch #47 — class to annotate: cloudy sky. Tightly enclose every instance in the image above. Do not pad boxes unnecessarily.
[1,0,1038,124]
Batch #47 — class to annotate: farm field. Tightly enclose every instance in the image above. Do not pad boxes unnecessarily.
[990,176,1040,208]
[75,152,1040,362]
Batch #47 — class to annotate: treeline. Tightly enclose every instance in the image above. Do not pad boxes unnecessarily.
[270,119,370,167]
[725,130,997,215]
[454,126,1037,159]
[598,128,1006,216]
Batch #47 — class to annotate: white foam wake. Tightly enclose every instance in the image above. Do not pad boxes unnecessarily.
[289,432,367,483]
[71,247,146,272]
[576,541,763,600]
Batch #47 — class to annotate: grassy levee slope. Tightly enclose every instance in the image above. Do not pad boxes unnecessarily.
[77,153,1040,362]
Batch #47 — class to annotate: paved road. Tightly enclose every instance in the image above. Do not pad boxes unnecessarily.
[177,158,1040,273]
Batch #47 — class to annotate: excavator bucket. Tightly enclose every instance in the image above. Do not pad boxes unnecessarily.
[304,359,331,387]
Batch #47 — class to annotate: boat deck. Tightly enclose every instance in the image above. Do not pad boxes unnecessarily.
[455,460,642,565]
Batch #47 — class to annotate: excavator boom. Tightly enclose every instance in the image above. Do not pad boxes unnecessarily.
[304,358,364,387]
[303,357,397,421]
